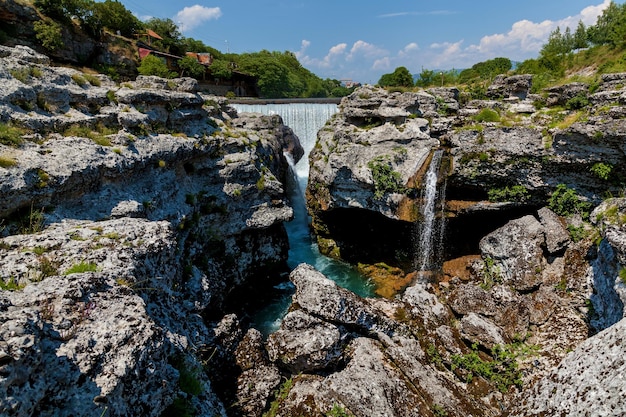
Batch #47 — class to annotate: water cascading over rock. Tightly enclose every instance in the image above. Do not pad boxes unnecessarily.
[415,149,447,277]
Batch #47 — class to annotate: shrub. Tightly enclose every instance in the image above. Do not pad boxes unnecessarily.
[137,55,176,79]
[83,74,101,86]
[368,157,405,199]
[548,184,591,219]
[590,162,612,180]
[33,20,64,51]
[488,185,529,203]
[472,108,501,123]
[620,267,626,285]
[565,93,589,110]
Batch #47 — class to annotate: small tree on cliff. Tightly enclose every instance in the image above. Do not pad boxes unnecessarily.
[378,66,414,87]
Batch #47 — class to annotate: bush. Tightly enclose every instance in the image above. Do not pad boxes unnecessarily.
[565,93,589,110]
[368,157,405,199]
[33,20,64,51]
[548,184,591,219]
[137,54,176,79]
[487,185,530,203]
[590,162,612,180]
[472,108,501,123]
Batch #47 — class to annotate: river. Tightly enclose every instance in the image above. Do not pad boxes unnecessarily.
[232,102,376,335]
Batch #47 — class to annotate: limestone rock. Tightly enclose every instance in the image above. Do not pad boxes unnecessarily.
[510,317,626,417]
[266,309,342,373]
[537,207,570,254]
[290,263,397,336]
[479,215,545,291]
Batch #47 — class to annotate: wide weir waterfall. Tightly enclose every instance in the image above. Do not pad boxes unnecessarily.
[232,102,375,335]
[415,149,446,278]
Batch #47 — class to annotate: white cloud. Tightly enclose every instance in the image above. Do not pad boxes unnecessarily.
[175,5,222,32]
[347,40,388,61]
[399,42,419,57]
[373,57,391,71]
[296,41,348,69]
[429,0,611,69]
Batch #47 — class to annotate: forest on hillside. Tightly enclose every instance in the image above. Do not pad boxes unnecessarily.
[379,1,626,97]
[7,0,626,98]
[3,0,354,98]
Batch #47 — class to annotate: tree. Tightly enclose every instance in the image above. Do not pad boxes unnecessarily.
[415,68,435,87]
[137,54,175,78]
[143,18,184,55]
[378,66,414,87]
[573,21,589,50]
[588,1,626,47]
[177,56,205,78]
[92,0,143,37]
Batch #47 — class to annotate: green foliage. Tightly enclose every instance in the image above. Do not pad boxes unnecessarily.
[326,404,353,417]
[0,277,25,291]
[143,18,184,55]
[0,155,17,168]
[472,108,501,123]
[64,261,97,275]
[565,93,589,110]
[368,157,405,199]
[160,397,194,417]
[548,184,591,219]
[487,185,530,203]
[480,256,503,290]
[263,378,293,417]
[431,404,448,417]
[0,123,25,147]
[458,57,511,83]
[619,267,626,284]
[33,20,64,51]
[137,55,176,79]
[378,66,414,87]
[588,1,626,48]
[177,55,205,78]
[590,162,613,180]
[450,343,524,393]
[567,224,588,242]
[90,0,143,38]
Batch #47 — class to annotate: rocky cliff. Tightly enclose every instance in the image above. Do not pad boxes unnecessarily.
[2,42,626,417]
[0,45,302,416]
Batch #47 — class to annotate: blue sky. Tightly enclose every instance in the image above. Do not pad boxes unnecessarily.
[123,0,618,83]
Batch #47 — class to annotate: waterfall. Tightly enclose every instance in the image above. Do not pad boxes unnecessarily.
[415,149,446,276]
[232,102,374,335]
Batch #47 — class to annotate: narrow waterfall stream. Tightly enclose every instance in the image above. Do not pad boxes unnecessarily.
[232,102,375,335]
[415,149,446,277]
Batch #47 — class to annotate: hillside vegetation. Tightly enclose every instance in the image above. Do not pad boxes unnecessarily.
[380,1,626,97]
[0,0,354,98]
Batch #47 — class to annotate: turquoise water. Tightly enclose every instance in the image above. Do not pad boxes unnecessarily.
[232,103,376,334]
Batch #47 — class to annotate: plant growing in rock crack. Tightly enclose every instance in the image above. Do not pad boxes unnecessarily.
[64,261,97,275]
[263,378,293,417]
[619,267,626,285]
[487,185,530,203]
[0,122,25,147]
[368,156,406,199]
[548,184,591,219]
[590,162,613,181]
[480,256,503,289]
[450,343,525,393]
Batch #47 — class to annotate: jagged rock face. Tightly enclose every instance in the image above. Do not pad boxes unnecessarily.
[510,317,626,417]
[0,45,303,416]
[306,85,440,263]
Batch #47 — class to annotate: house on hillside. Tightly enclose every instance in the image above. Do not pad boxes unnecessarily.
[136,33,258,97]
